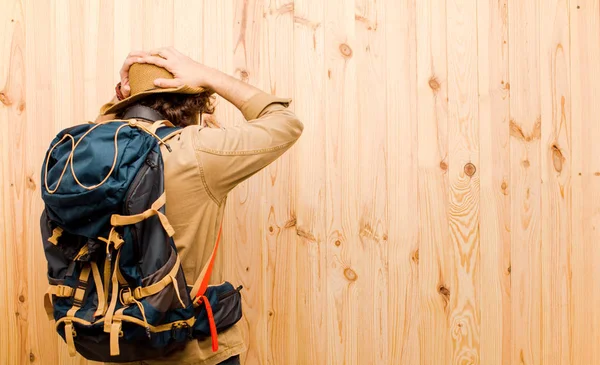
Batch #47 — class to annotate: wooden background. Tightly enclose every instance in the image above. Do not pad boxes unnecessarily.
[1,0,598,364]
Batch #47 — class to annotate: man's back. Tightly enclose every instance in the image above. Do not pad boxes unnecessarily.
[141,91,302,365]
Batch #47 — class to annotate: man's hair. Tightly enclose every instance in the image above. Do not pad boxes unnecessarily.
[117,92,215,127]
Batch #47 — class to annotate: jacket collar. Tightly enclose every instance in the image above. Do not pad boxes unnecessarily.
[122,104,166,122]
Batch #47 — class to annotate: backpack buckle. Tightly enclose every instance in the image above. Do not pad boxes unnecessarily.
[119,287,133,305]
[171,322,192,340]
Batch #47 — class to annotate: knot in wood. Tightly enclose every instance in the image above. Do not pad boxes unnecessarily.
[0,92,11,106]
[339,43,353,58]
[438,285,450,298]
[344,267,358,282]
[464,163,476,177]
[428,76,440,91]
[412,249,419,264]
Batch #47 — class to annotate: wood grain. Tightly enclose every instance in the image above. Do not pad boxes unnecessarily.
[477,0,511,364]
[416,0,451,364]
[509,1,542,364]
[540,0,572,364]
[385,1,420,364]
[446,0,480,363]
[3,0,600,364]
[354,0,388,363]
[261,1,298,364]
[1,1,28,364]
[292,0,327,364]
[22,0,59,363]
[324,0,360,364]
[570,1,600,364]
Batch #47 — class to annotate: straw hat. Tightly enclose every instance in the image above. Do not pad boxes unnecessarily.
[101,63,205,115]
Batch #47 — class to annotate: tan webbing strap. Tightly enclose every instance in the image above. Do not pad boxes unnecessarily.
[149,120,175,134]
[44,285,75,320]
[110,306,128,356]
[111,193,175,237]
[110,319,122,356]
[98,228,125,250]
[190,219,224,300]
[73,244,89,261]
[161,129,184,143]
[121,255,182,305]
[170,273,186,308]
[90,262,106,317]
[64,321,77,356]
[48,227,63,245]
[63,264,92,321]
[104,250,122,333]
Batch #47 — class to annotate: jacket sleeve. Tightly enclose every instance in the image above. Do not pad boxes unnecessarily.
[194,91,304,204]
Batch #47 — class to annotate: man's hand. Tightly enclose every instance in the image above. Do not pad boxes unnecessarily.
[140,47,218,90]
[139,46,264,113]
[119,51,150,98]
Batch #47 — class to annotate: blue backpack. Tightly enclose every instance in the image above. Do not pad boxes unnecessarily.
[40,119,242,362]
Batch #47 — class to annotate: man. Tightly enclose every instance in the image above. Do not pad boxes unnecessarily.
[100,47,303,365]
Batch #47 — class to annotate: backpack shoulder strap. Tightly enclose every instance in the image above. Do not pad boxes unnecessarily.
[152,120,183,142]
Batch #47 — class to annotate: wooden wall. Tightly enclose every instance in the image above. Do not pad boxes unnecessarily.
[1,0,598,364]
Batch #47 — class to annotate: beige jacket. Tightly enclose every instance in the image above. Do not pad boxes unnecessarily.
[102,91,303,365]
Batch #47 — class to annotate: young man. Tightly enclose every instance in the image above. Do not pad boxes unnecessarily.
[100,47,303,365]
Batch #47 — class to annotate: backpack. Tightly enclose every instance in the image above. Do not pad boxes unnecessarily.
[40,119,243,362]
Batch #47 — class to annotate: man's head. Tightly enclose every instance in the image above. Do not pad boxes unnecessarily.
[116,92,214,127]
[103,63,214,126]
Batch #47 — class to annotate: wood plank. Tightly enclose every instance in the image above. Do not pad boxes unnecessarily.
[446,0,481,363]
[226,1,269,364]
[82,0,114,118]
[540,0,572,363]
[416,0,451,363]
[53,0,85,130]
[508,1,542,364]
[354,0,388,363]
[1,1,28,364]
[260,1,298,364]
[385,1,420,364]
[476,0,511,364]
[142,0,174,49]
[291,0,327,364]
[173,0,203,63]
[569,1,600,364]
[113,0,143,74]
[324,0,360,363]
[23,0,61,363]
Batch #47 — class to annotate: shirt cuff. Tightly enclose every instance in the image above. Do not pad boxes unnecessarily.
[240,91,292,121]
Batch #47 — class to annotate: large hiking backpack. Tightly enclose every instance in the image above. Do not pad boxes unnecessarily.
[40,119,242,362]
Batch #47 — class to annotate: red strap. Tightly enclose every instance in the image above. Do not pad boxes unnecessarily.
[194,223,223,299]
[191,220,223,352]
[198,295,218,352]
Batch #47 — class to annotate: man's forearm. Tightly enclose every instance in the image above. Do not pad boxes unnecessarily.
[204,68,264,111]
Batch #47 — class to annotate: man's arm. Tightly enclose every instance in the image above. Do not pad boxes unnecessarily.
[140,47,304,202]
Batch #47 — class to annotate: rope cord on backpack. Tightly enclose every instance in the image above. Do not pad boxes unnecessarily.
[44,120,172,194]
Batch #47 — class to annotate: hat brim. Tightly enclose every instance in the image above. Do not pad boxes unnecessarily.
[101,84,206,115]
